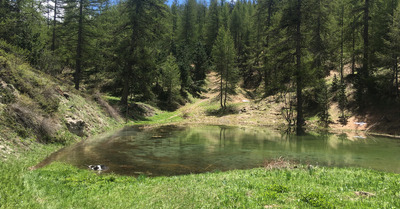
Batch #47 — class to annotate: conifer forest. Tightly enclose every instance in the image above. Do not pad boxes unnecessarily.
[2,0,400,134]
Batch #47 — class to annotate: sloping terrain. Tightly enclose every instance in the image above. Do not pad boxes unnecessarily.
[176,72,287,128]
[176,71,400,137]
[0,41,120,159]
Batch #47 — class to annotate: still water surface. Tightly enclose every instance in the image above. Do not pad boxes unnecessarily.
[37,125,400,176]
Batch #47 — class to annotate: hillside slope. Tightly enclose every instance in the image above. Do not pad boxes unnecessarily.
[0,41,120,159]
[174,71,400,137]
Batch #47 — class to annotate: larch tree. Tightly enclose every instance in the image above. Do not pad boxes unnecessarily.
[177,0,197,91]
[205,0,220,56]
[120,0,166,106]
[278,0,305,134]
[161,54,181,104]
[212,27,238,109]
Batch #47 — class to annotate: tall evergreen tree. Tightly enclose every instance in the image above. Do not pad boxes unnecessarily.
[119,0,166,105]
[205,0,220,56]
[212,27,237,109]
[379,0,400,97]
[177,0,198,91]
[278,0,305,134]
[161,54,181,104]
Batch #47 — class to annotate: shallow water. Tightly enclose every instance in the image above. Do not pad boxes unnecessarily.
[37,125,400,176]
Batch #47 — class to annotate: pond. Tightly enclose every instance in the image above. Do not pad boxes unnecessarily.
[36,125,400,176]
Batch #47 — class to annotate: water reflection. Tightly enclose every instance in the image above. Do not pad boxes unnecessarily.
[36,125,400,176]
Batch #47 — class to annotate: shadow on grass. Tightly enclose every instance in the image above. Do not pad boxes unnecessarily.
[121,103,156,121]
[205,105,239,117]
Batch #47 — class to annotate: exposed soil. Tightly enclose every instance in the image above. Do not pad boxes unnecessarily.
[178,72,286,128]
[176,72,400,137]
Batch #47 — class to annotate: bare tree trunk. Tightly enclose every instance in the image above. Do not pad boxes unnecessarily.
[340,4,345,120]
[340,5,344,83]
[224,64,228,109]
[47,0,50,27]
[220,68,223,109]
[51,0,57,51]
[121,69,130,106]
[396,57,399,97]
[74,0,83,90]
[361,0,369,98]
[264,0,273,93]
[295,0,304,135]
[351,17,356,75]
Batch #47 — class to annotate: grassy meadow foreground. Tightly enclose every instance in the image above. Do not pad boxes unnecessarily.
[1,145,399,208]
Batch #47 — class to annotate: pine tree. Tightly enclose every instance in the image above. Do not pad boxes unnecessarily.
[308,0,331,79]
[212,27,237,109]
[316,80,330,127]
[177,0,198,91]
[379,0,400,97]
[205,0,220,56]
[355,0,371,106]
[278,0,305,134]
[119,0,167,105]
[161,54,181,105]
[254,0,278,94]
[50,0,64,52]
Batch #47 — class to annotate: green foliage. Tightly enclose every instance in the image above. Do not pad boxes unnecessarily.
[0,62,59,114]
[205,104,239,116]
[331,74,339,93]
[301,192,335,209]
[212,27,238,109]
[267,184,289,193]
[2,0,400,126]
[134,110,183,125]
[159,54,181,109]
[316,80,330,127]
[205,0,220,56]
[338,83,347,122]
[0,84,16,105]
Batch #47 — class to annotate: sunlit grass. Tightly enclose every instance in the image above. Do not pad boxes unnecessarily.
[133,111,183,125]
[19,162,400,208]
[1,143,400,208]
[0,143,62,208]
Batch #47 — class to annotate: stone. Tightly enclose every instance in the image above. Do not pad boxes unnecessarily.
[66,118,86,136]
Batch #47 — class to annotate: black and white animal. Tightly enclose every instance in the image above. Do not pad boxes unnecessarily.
[88,165,108,171]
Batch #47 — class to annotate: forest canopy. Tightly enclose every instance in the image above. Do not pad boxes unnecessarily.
[1,0,400,133]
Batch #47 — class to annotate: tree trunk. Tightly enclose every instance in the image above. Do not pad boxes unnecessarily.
[340,5,344,83]
[47,0,50,27]
[396,57,399,97]
[351,17,356,75]
[295,0,303,135]
[121,75,129,106]
[224,63,228,109]
[51,0,57,51]
[220,67,223,109]
[121,48,134,106]
[362,0,369,84]
[264,0,273,93]
[74,0,83,90]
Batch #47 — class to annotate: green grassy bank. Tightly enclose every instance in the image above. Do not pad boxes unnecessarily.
[1,145,399,208]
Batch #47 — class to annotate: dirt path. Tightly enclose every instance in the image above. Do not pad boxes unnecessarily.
[176,72,286,128]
